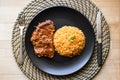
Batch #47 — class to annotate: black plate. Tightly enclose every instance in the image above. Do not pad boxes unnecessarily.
[25,6,95,76]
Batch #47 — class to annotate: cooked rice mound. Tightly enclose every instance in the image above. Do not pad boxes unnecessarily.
[54,26,85,57]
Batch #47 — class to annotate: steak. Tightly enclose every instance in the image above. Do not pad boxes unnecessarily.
[30,20,55,58]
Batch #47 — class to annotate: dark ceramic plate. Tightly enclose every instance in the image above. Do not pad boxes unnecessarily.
[25,6,95,76]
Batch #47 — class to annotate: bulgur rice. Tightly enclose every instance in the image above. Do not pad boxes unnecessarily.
[54,26,85,57]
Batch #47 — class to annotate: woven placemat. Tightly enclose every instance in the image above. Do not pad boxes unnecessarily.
[12,0,110,80]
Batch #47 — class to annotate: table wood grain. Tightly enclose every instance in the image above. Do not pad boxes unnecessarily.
[0,0,120,80]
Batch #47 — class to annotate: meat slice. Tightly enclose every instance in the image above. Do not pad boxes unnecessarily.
[30,20,55,58]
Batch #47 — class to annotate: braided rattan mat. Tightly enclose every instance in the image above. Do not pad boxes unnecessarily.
[12,0,110,80]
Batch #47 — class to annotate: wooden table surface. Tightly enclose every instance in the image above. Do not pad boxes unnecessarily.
[0,0,120,80]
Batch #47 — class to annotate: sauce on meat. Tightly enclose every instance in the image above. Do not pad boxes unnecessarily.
[30,20,55,58]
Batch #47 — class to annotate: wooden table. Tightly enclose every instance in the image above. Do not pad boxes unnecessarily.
[0,0,119,80]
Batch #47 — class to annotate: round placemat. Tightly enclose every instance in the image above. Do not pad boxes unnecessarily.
[12,0,110,80]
